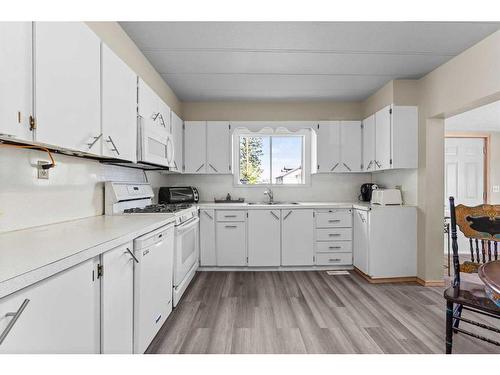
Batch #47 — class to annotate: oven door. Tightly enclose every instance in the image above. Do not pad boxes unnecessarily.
[138,118,174,167]
[174,217,200,286]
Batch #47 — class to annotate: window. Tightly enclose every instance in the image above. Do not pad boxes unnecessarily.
[237,134,305,185]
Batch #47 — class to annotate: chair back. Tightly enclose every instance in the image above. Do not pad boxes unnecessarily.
[449,197,500,287]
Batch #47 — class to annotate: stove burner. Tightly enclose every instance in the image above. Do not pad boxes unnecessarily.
[123,203,192,214]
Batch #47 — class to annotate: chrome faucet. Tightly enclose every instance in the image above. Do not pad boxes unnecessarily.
[264,188,274,203]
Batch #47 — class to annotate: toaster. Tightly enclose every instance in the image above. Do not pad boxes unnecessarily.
[370,189,403,206]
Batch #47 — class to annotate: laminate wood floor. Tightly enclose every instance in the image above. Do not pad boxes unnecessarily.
[147,271,500,354]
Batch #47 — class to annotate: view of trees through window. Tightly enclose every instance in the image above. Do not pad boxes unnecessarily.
[239,135,303,185]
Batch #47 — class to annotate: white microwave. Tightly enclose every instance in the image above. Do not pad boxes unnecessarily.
[137,117,174,168]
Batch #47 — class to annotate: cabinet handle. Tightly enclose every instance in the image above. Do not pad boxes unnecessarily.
[270,211,279,220]
[126,248,139,264]
[0,299,30,345]
[106,136,120,155]
[225,225,237,228]
[366,160,373,170]
[209,163,218,172]
[173,161,178,170]
[328,219,341,223]
[330,162,339,172]
[87,133,102,150]
[358,212,366,223]
[329,246,341,249]
[195,163,205,172]
[283,211,292,220]
[343,163,352,172]
[204,211,213,220]
[224,215,237,218]
[328,258,341,262]
[328,233,341,237]
[375,160,381,168]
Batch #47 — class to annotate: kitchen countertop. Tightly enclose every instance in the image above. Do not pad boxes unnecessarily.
[196,201,413,211]
[0,214,176,298]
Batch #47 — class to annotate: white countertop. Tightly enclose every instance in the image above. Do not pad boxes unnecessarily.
[197,201,380,210]
[0,214,176,298]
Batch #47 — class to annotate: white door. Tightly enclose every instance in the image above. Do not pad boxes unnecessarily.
[184,121,207,173]
[216,222,246,266]
[101,44,137,162]
[375,105,392,170]
[200,210,216,266]
[339,121,362,172]
[353,210,369,274]
[171,111,184,172]
[34,22,101,154]
[0,22,33,141]
[206,121,231,174]
[444,137,485,253]
[316,121,341,173]
[101,242,134,354]
[282,209,314,266]
[0,257,100,353]
[362,115,376,171]
[248,210,281,266]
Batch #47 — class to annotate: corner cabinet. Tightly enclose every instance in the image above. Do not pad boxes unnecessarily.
[0,22,33,141]
[184,121,231,174]
[0,257,100,354]
[34,22,102,154]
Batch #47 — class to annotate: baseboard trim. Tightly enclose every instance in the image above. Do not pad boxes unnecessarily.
[416,278,445,287]
[353,267,418,284]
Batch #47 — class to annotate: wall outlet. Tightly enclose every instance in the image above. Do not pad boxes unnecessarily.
[493,185,500,193]
[37,161,50,179]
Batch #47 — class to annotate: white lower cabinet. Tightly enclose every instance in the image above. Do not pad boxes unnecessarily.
[282,209,314,266]
[353,209,369,274]
[0,257,100,354]
[314,209,353,266]
[248,210,281,266]
[216,221,247,266]
[200,209,216,266]
[100,242,134,354]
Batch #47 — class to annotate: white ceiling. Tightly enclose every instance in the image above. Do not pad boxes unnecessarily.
[446,100,500,132]
[120,22,500,102]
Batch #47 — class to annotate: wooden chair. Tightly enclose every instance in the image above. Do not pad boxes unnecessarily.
[445,197,500,353]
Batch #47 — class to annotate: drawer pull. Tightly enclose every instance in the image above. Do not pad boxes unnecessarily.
[328,219,341,223]
[329,246,341,249]
[126,248,139,264]
[224,215,237,218]
[328,233,341,237]
[329,258,341,262]
[0,299,30,345]
[225,225,237,228]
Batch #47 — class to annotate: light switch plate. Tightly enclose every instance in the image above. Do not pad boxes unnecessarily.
[37,161,50,179]
[493,185,500,193]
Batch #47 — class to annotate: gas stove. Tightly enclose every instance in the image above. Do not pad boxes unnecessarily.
[123,203,193,214]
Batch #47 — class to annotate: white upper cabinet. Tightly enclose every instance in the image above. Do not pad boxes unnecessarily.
[374,106,392,170]
[34,22,101,154]
[316,121,341,173]
[101,44,137,162]
[362,114,376,172]
[248,210,281,266]
[339,121,362,172]
[281,209,314,266]
[206,121,231,174]
[184,121,206,173]
[138,78,171,133]
[0,22,33,141]
[170,111,184,172]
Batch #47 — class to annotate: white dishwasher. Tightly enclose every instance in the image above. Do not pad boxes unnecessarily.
[133,223,174,354]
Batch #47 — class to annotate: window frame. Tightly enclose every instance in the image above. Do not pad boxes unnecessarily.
[232,127,312,187]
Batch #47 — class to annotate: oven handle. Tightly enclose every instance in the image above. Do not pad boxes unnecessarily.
[176,216,200,232]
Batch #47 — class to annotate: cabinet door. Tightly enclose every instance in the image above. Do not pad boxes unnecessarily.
[339,121,362,172]
[353,210,369,275]
[200,210,216,266]
[362,115,376,172]
[0,22,33,141]
[216,222,246,266]
[101,242,134,354]
[206,121,231,174]
[0,257,100,353]
[316,121,341,173]
[282,209,314,266]
[138,78,158,121]
[34,22,101,154]
[248,210,281,266]
[101,44,137,162]
[375,105,392,170]
[184,121,207,173]
[171,111,183,172]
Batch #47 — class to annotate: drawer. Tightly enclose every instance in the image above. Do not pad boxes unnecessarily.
[316,228,352,241]
[316,241,352,253]
[316,252,352,266]
[316,210,352,228]
[216,210,246,222]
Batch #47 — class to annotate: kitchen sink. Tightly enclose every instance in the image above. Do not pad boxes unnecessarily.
[247,202,300,205]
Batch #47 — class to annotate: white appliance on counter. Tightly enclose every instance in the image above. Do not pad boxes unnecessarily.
[370,188,403,206]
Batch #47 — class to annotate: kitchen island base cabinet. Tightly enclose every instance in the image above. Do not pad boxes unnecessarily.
[0,257,100,354]
[281,210,314,266]
[216,222,247,266]
[248,210,281,267]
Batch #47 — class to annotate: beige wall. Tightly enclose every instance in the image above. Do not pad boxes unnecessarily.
[86,22,182,115]
[181,101,362,121]
[362,81,394,118]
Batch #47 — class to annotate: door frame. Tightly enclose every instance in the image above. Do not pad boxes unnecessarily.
[444,132,490,204]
